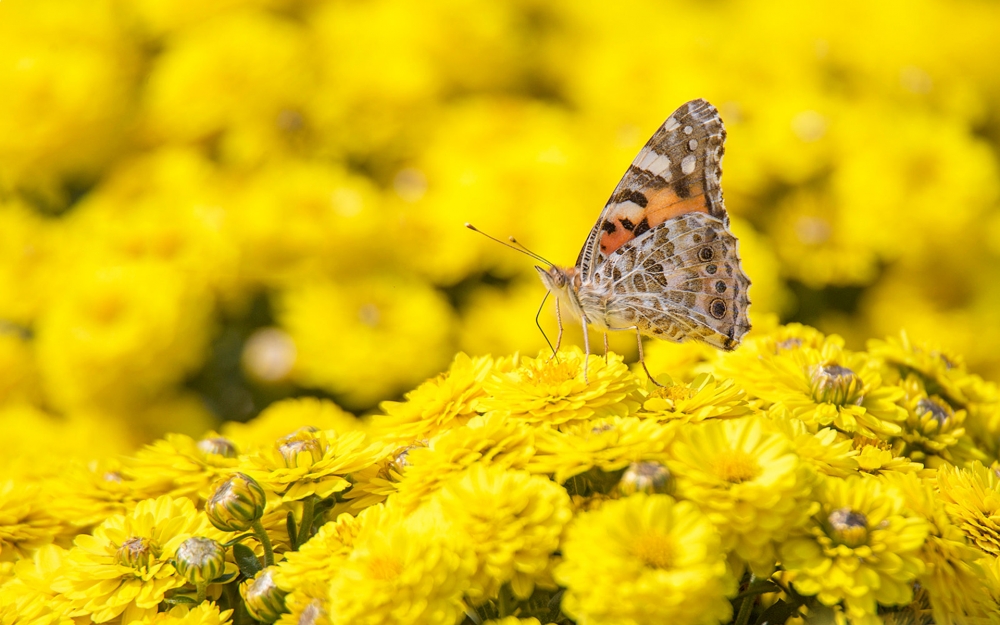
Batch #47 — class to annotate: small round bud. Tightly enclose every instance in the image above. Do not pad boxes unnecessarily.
[617,462,674,496]
[809,364,863,406]
[174,536,226,584]
[240,567,287,623]
[197,436,239,459]
[277,437,324,468]
[827,507,868,548]
[115,536,157,569]
[206,472,267,532]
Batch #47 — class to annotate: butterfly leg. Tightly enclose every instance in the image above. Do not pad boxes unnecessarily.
[603,332,609,363]
[538,292,560,360]
[635,328,663,387]
[550,298,563,360]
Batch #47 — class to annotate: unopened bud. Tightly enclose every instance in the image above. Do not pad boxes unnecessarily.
[206,472,267,532]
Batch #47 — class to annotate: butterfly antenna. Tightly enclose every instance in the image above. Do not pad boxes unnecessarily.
[508,236,554,267]
[465,223,552,266]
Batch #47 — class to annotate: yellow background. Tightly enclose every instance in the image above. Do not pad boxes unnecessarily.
[2,0,999,444]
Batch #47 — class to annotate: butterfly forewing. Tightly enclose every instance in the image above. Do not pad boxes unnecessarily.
[576,98,727,279]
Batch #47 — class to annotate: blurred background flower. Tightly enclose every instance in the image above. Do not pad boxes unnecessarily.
[1,0,999,445]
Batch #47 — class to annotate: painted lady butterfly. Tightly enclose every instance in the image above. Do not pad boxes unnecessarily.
[535,99,751,377]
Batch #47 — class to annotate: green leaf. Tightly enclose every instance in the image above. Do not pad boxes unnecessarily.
[286,511,298,551]
[233,543,263,578]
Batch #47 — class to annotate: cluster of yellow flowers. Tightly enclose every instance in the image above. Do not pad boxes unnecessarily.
[3,0,1000,446]
[2,320,1000,625]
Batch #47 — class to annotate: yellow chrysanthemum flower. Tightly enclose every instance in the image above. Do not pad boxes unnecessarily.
[434,464,572,602]
[739,340,906,438]
[51,495,225,623]
[46,458,156,531]
[391,413,535,512]
[636,372,753,423]
[894,375,977,467]
[870,333,1000,456]
[666,416,815,572]
[0,480,70,562]
[125,433,240,502]
[882,472,996,623]
[712,321,841,390]
[780,476,930,625]
[555,493,735,625]
[328,501,475,625]
[273,513,359,625]
[34,260,213,414]
[278,274,455,410]
[853,438,925,477]
[767,408,859,478]
[130,602,233,625]
[936,461,1000,556]
[370,352,497,444]
[223,398,361,454]
[243,429,391,503]
[482,618,548,625]
[0,545,73,625]
[478,348,640,426]
[526,416,675,485]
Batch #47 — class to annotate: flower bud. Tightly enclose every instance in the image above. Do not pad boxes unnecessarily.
[240,567,287,623]
[827,507,868,548]
[206,472,267,532]
[617,462,674,496]
[916,397,952,425]
[174,536,226,584]
[115,536,157,569]
[277,437,325,468]
[809,364,863,406]
[197,436,239,459]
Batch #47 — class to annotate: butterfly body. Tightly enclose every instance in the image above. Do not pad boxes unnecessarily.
[538,99,751,356]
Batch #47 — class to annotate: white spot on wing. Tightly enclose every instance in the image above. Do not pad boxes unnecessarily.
[683,125,694,135]
[635,149,671,176]
[609,201,645,221]
[688,139,698,151]
[681,154,697,175]
[663,117,680,132]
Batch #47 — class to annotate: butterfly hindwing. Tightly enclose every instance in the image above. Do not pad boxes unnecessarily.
[577,98,727,279]
[590,213,751,350]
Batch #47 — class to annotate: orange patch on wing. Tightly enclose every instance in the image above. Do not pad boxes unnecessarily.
[645,185,709,225]
[598,185,709,254]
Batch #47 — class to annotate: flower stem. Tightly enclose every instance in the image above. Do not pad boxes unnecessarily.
[296,496,316,547]
[251,519,274,567]
[735,574,756,625]
[195,580,207,604]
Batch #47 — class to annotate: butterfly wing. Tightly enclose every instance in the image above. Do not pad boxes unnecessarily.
[576,98,728,279]
[591,212,751,350]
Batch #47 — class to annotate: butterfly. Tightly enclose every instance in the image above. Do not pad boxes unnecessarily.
[535,99,751,379]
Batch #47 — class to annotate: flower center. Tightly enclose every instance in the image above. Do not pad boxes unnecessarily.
[633,532,676,569]
[713,450,760,484]
[809,364,863,406]
[526,359,579,386]
[367,555,403,581]
[115,536,158,569]
[827,507,868,547]
[917,397,951,425]
[650,383,696,405]
[619,462,673,495]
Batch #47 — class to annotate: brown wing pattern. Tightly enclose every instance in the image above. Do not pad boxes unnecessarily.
[576,98,728,279]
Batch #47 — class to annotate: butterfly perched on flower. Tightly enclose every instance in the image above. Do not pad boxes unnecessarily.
[469,99,750,379]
